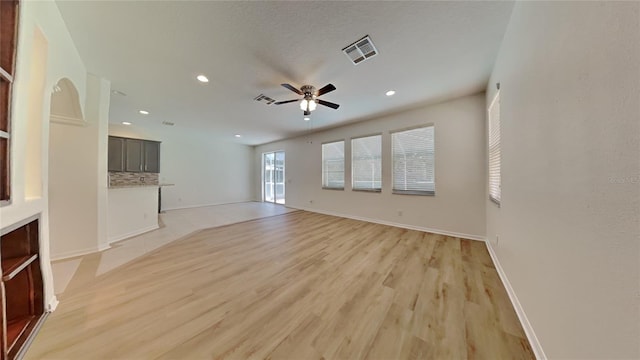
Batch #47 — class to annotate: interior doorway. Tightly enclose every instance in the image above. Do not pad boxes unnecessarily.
[263,151,285,204]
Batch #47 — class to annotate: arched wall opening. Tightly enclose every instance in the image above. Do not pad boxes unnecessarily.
[47,77,98,259]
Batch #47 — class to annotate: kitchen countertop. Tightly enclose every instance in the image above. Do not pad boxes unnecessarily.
[108,183,175,189]
[108,184,160,189]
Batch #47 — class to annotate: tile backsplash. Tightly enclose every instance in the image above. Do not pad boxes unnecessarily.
[109,172,159,187]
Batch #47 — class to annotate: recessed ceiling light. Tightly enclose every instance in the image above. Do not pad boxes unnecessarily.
[386,90,396,96]
[122,121,132,125]
[303,117,310,121]
[196,75,209,83]
[139,110,149,115]
[234,134,241,138]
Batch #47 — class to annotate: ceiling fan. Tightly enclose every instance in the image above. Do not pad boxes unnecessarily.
[274,83,340,116]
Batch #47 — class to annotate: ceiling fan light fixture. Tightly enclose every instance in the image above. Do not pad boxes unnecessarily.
[300,99,308,110]
[308,100,317,111]
[303,117,310,121]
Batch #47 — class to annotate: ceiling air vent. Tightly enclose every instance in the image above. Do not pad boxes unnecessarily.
[254,94,275,105]
[162,121,174,126]
[342,35,378,65]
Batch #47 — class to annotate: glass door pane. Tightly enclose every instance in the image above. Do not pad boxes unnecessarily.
[274,151,285,204]
[263,152,275,202]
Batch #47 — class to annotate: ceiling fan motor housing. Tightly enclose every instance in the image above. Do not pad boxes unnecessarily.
[301,85,316,99]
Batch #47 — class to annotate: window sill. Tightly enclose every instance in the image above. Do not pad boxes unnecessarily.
[322,187,344,191]
[392,190,435,196]
[352,189,381,193]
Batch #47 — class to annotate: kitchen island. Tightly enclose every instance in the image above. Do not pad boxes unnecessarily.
[108,185,159,243]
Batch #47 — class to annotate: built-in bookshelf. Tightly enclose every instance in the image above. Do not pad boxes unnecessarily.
[1,217,46,359]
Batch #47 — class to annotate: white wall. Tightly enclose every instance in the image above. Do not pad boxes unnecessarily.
[254,94,486,239]
[0,0,89,310]
[48,121,98,258]
[108,124,254,210]
[48,75,110,260]
[486,2,640,358]
[108,187,158,243]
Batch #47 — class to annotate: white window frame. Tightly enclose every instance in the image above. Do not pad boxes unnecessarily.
[321,140,345,190]
[351,134,382,192]
[391,125,435,196]
[488,91,501,206]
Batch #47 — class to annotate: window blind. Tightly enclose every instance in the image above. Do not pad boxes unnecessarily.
[351,135,381,191]
[392,126,435,195]
[322,140,345,189]
[488,91,501,205]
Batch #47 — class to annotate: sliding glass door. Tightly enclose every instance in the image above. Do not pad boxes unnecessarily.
[263,151,285,204]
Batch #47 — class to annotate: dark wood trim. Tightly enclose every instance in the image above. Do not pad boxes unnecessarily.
[0,0,20,203]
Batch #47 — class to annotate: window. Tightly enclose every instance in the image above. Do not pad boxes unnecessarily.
[488,91,501,205]
[0,0,20,202]
[351,135,381,191]
[322,140,344,189]
[392,126,435,195]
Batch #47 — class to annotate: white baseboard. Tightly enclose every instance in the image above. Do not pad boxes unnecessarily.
[287,205,485,242]
[485,241,547,360]
[108,224,159,244]
[162,200,253,212]
[47,296,59,312]
[51,246,105,261]
[98,243,111,252]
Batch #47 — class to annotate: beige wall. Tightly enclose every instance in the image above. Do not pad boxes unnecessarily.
[254,94,486,239]
[486,2,640,358]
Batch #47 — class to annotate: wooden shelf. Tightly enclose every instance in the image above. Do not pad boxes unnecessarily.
[6,316,34,351]
[1,215,45,359]
[2,254,37,281]
[6,313,47,359]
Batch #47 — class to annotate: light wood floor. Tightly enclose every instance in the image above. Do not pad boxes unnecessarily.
[51,202,296,295]
[27,211,534,359]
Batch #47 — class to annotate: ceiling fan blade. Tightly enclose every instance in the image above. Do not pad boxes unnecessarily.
[317,99,340,109]
[304,110,311,116]
[281,83,302,95]
[274,99,299,105]
[316,83,336,96]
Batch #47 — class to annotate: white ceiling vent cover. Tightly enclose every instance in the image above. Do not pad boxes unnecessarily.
[342,35,378,65]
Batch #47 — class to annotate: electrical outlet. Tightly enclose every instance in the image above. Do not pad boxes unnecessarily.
[397,210,403,216]
[309,200,314,204]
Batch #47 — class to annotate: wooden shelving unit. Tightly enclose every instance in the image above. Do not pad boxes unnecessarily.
[1,217,45,360]
[0,0,20,203]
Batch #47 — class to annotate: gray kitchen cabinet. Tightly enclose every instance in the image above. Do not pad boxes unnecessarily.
[108,136,161,173]
[108,137,125,171]
[125,139,144,172]
[144,141,160,173]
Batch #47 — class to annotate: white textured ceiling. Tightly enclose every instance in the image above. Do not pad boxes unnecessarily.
[55,1,514,145]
